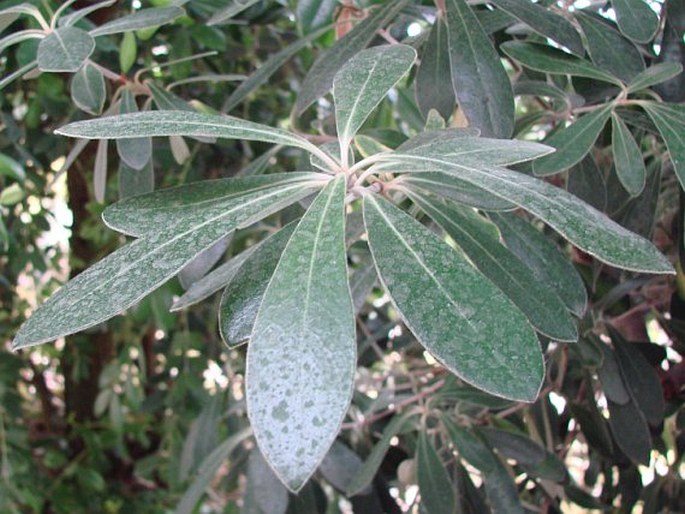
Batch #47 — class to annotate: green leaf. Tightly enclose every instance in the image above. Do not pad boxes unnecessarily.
[597,344,631,405]
[416,433,456,514]
[243,448,289,514]
[207,0,261,26]
[533,104,613,176]
[445,0,514,138]
[0,153,25,181]
[174,427,252,514]
[627,63,684,94]
[294,0,407,115]
[349,253,377,312]
[178,235,232,290]
[443,418,525,514]
[147,81,192,111]
[334,45,416,155]
[219,224,296,347]
[223,26,330,112]
[385,152,672,274]
[607,399,651,465]
[501,41,623,86]
[89,7,185,37]
[569,401,614,456]
[56,111,322,154]
[415,16,455,120]
[613,337,664,427]
[118,158,153,200]
[363,194,544,401]
[119,31,136,74]
[567,154,607,212]
[58,0,117,28]
[37,27,95,72]
[116,90,152,171]
[346,410,417,496]
[0,182,23,205]
[641,102,685,189]
[612,0,659,43]
[12,179,321,349]
[479,427,545,465]
[410,193,577,341]
[319,441,365,493]
[491,213,587,316]
[575,11,644,83]
[296,0,336,34]
[395,172,515,211]
[246,176,354,492]
[103,173,322,237]
[611,112,646,196]
[71,63,105,115]
[94,139,108,203]
[490,0,583,56]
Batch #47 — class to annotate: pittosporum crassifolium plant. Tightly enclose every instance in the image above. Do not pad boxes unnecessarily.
[12,40,674,492]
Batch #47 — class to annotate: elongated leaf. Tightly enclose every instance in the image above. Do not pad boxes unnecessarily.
[294,0,407,115]
[417,433,456,514]
[90,6,184,37]
[178,234,232,290]
[319,441,365,493]
[334,45,416,155]
[598,344,631,404]
[641,102,685,189]
[396,127,481,152]
[224,26,330,112]
[0,153,25,181]
[364,194,543,401]
[346,410,417,496]
[175,427,252,514]
[93,139,108,203]
[59,0,117,27]
[37,27,94,72]
[0,29,44,55]
[501,41,623,86]
[416,17,455,120]
[576,11,644,83]
[410,193,577,341]
[533,103,613,176]
[247,176,354,492]
[71,63,105,115]
[243,448,289,514]
[57,111,321,154]
[479,428,545,465]
[567,154,607,212]
[383,153,672,274]
[607,399,651,465]
[491,0,583,56]
[147,81,192,111]
[612,112,646,196]
[395,172,515,211]
[12,181,321,349]
[207,0,260,25]
[401,134,553,167]
[627,63,684,93]
[612,0,659,43]
[443,418,524,514]
[118,157,153,199]
[116,90,151,171]
[219,224,296,347]
[445,0,514,138]
[103,173,322,237]
[350,256,377,312]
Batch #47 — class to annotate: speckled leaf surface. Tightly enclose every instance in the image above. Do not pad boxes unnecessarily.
[576,11,644,83]
[334,44,415,154]
[612,0,659,43]
[490,0,583,56]
[71,63,105,115]
[410,192,577,341]
[294,0,407,115]
[116,90,152,171]
[12,182,320,349]
[385,153,672,274]
[395,172,515,211]
[56,111,321,154]
[37,26,94,72]
[491,213,587,317]
[612,113,646,196]
[415,17,455,120]
[501,41,623,85]
[445,0,514,138]
[219,224,296,347]
[626,63,683,94]
[641,102,685,189]
[246,176,355,492]
[533,104,613,176]
[89,6,184,37]
[363,193,543,401]
[103,173,326,237]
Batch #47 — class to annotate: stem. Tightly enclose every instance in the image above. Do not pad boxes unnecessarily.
[87,60,125,83]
